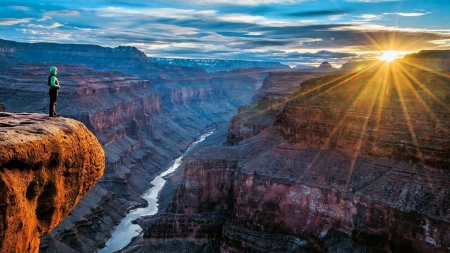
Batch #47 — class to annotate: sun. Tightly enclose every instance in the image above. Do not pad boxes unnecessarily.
[378,50,402,62]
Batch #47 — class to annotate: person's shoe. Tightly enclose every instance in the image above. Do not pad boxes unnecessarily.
[54,114,61,117]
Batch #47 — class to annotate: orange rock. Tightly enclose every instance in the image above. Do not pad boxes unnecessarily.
[0,112,104,253]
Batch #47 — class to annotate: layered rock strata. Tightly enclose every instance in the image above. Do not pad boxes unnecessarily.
[141,61,450,252]
[0,40,265,251]
[0,112,104,253]
[227,72,329,145]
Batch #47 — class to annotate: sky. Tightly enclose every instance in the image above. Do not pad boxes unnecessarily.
[1,0,449,67]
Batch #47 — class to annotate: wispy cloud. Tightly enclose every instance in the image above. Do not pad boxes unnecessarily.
[37,16,52,22]
[346,0,398,2]
[151,24,199,35]
[45,10,80,16]
[288,9,351,17]
[394,12,430,17]
[28,22,63,29]
[8,6,30,12]
[0,18,32,26]
[359,14,382,20]
[159,0,311,6]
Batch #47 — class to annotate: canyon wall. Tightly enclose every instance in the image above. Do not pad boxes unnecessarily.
[140,60,450,252]
[0,39,267,252]
[0,112,104,253]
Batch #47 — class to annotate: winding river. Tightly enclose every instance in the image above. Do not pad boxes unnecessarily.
[98,130,214,253]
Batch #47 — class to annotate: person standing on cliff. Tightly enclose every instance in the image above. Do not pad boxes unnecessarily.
[47,66,60,117]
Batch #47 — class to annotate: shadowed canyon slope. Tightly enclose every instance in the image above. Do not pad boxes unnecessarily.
[0,112,104,253]
[139,59,450,252]
[0,39,270,252]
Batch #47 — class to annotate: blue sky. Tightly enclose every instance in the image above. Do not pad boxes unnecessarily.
[1,0,449,67]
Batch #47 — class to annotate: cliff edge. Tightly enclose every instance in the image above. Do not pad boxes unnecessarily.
[0,112,104,253]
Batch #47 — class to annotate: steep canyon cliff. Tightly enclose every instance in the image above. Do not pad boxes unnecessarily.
[140,58,450,252]
[0,39,267,252]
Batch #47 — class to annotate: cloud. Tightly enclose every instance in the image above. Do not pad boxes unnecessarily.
[288,9,351,17]
[394,12,430,17]
[359,14,382,20]
[0,18,32,26]
[94,7,217,20]
[152,0,311,6]
[346,0,398,2]
[217,14,267,23]
[287,50,358,58]
[1,0,449,66]
[37,16,52,22]
[45,10,80,16]
[28,22,63,29]
[8,6,30,12]
[151,24,199,35]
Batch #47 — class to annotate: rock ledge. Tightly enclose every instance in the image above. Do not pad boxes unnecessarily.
[0,112,104,253]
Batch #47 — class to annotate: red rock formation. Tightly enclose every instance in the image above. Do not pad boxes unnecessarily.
[0,112,104,253]
[142,61,450,252]
[227,72,329,145]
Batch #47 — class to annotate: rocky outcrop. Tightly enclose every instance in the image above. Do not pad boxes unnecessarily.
[316,62,337,72]
[0,112,104,253]
[142,59,450,252]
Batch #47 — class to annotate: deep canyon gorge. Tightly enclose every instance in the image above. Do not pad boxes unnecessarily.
[0,39,449,252]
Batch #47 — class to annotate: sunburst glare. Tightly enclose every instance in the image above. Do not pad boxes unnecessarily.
[378,50,403,62]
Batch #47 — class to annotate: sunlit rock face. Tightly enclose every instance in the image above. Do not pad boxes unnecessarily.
[0,112,104,253]
[142,60,450,252]
[276,63,450,169]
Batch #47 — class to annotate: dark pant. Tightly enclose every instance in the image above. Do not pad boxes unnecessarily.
[49,88,58,116]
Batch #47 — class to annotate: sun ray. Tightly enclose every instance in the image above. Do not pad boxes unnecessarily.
[303,64,385,177]
[401,60,450,79]
[306,61,382,102]
[289,62,381,104]
[392,63,439,194]
[401,34,431,51]
[361,32,384,51]
[344,67,384,189]
[373,64,390,152]
[395,62,450,113]
[389,30,397,52]
[229,62,382,132]
[394,63,449,134]
[391,64,424,163]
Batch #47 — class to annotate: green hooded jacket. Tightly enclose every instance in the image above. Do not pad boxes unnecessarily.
[47,66,60,89]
